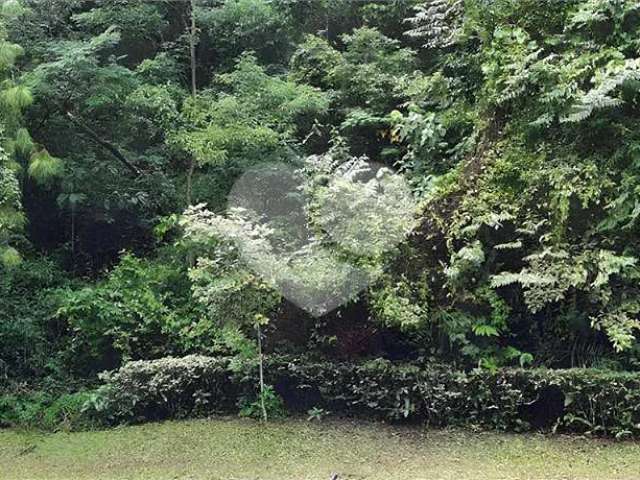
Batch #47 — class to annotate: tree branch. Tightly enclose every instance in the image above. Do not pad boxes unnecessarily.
[65,111,142,177]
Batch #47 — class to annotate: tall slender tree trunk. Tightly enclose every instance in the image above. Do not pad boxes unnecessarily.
[186,0,198,268]
[186,0,197,207]
[71,202,76,271]
[190,0,197,100]
[256,323,268,422]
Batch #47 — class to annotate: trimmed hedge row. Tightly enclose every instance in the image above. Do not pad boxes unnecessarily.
[92,355,640,438]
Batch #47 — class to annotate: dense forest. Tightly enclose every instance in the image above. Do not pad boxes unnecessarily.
[3,0,640,432]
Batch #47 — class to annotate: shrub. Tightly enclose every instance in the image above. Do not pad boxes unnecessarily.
[0,257,70,378]
[55,254,212,374]
[91,356,240,424]
[0,390,96,431]
[0,391,50,429]
[41,392,98,431]
[239,385,286,420]
[87,355,640,438]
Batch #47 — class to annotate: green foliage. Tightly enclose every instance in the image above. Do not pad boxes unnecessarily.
[404,0,464,49]
[480,26,542,107]
[182,205,282,327]
[0,7,31,266]
[88,356,238,424]
[199,0,294,68]
[125,84,181,135]
[0,40,22,69]
[0,389,103,431]
[182,155,416,319]
[0,143,24,259]
[330,27,416,113]
[0,84,32,110]
[560,58,640,123]
[55,254,212,372]
[171,53,329,202]
[0,244,20,267]
[0,257,69,378]
[90,354,640,438]
[4,0,640,427]
[371,0,640,366]
[239,385,286,420]
[289,35,342,88]
[309,156,418,258]
[27,149,63,185]
[445,240,485,285]
[71,1,168,52]
[369,276,429,331]
[135,52,182,86]
[306,406,330,422]
[13,127,33,156]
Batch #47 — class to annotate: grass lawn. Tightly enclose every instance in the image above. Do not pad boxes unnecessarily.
[1,417,639,480]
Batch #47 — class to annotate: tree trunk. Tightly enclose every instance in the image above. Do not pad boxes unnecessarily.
[186,0,198,206]
[256,323,268,422]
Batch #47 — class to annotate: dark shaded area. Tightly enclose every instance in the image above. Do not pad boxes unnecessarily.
[518,385,565,430]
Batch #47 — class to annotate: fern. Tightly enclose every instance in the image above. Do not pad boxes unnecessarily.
[592,250,637,288]
[473,324,499,337]
[592,302,640,352]
[494,240,523,251]
[490,271,555,289]
[515,219,547,236]
[445,240,485,284]
[561,59,640,123]
[404,0,464,49]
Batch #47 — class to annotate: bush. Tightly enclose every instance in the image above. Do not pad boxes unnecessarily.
[0,257,70,378]
[0,390,96,431]
[91,356,240,424]
[55,254,213,374]
[84,355,640,438]
[239,385,287,420]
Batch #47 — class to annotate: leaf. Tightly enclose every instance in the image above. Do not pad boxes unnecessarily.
[473,324,499,337]
[519,353,534,367]
[494,240,523,251]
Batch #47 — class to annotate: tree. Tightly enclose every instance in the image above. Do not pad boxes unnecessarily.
[170,53,329,208]
[0,0,38,267]
[182,205,281,421]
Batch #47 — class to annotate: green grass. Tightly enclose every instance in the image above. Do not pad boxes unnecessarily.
[1,418,640,480]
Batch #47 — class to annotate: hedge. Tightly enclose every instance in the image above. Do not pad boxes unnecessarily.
[90,355,640,438]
